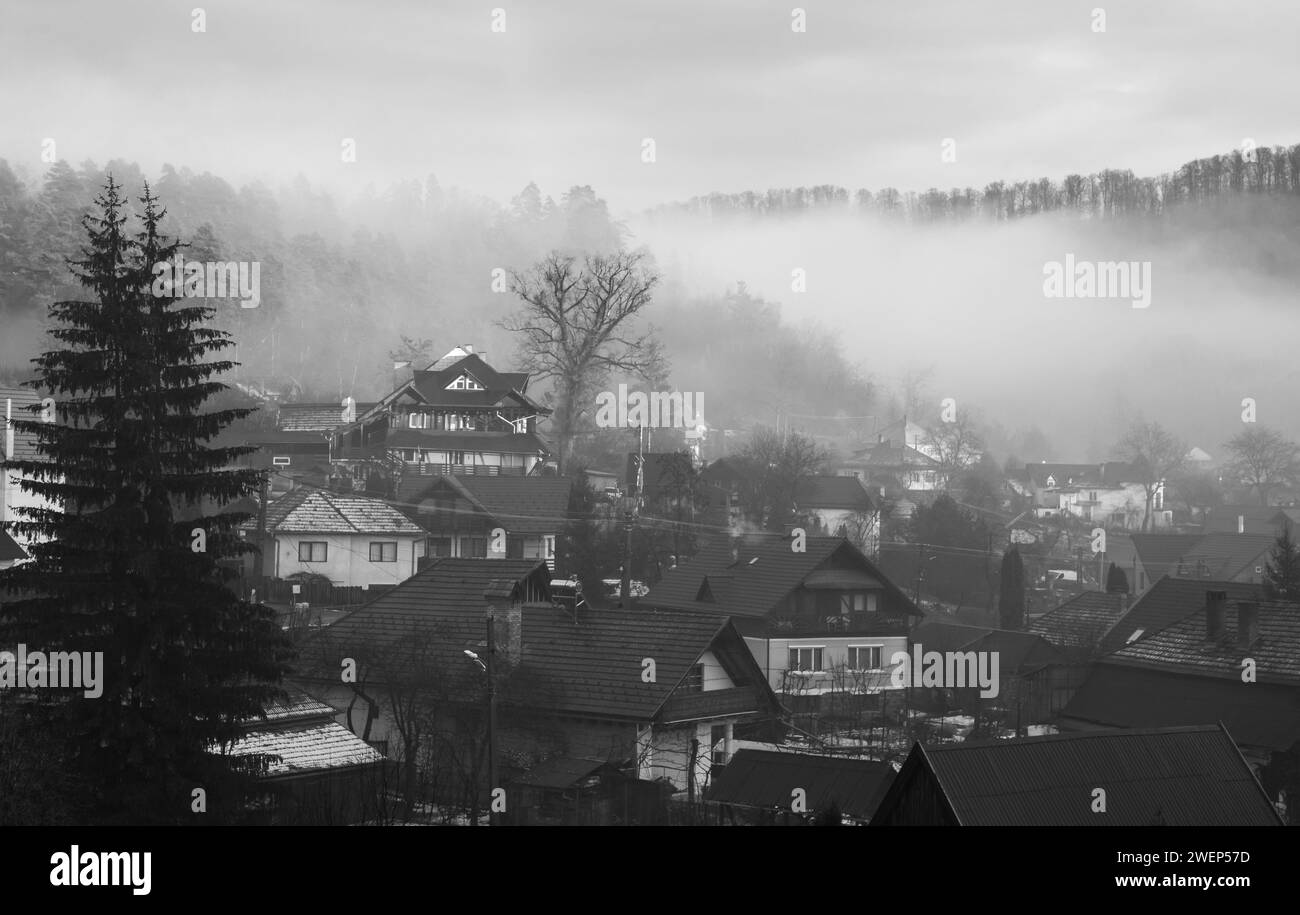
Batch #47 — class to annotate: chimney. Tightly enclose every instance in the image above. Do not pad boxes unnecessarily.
[463,343,474,354]
[484,582,521,659]
[1205,589,1227,641]
[1237,514,1245,534]
[1236,601,1259,650]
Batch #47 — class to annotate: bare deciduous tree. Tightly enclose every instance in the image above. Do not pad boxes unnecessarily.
[1223,426,1298,507]
[501,250,666,472]
[1115,420,1187,532]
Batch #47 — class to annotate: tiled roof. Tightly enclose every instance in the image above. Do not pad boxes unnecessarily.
[1060,666,1300,752]
[1107,599,1300,684]
[1202,504,1292,535]
[410,354,540,407]
[706,749,896,820]
[277,402,378,432]
[1024,462,1139,488]
[1027,591,1127,650]
[1,387,45,463]
[226,721,385,777]
[295,558,771,722]
[845,442,938,468]
[395,474,572,534]
[643,534,917,620]
[910,619,1063,673]
[252,488,424,535]
[874,725,1281,826]
[1100,576,1263,655]
[794,475,876,512]
[1131,534,1204,580]
[1172,533,1274,580]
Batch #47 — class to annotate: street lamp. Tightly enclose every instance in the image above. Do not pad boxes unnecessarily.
[464,613,496,826]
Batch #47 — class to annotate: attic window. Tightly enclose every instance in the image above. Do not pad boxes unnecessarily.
[681,664,704,692]
[447,374,484,391]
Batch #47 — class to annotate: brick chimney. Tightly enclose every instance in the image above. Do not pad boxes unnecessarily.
[484,581,521,660]
[1236,601,1260,650]
[1205,589,1227,641]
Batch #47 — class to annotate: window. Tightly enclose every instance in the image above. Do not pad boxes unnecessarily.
[462,414,476,431]
[459,536,487,558]
[447,374,484,391]
[408,412,428,429]
[512,417,529,434]
[847,645,883,670]
[681,664,704,692]
[369,541,397,562]
[299,541,328,562]
[449,451,465,464]
[429,537,453,558]
[788,646,824,673]
[272,456,291,467]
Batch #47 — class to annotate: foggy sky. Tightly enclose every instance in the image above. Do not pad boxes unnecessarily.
[4,0,1298,215]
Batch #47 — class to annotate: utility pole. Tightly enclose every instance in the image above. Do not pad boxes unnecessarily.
[486,611,497,827]
[687,737,699,825]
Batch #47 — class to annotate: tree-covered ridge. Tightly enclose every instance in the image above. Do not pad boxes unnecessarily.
[647,142,1300,222]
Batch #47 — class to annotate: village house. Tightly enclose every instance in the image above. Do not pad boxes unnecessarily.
[243,487,426,588]
[394,473,571,568]
[1130,534,1204,594]
[1168,532,1274,583]
[294,559,783,821]
[1021,461,1168,530]
[1060,588,1300,819]
[1,386,60,552]
[705,748,896,825]
[792,475,881,557]
[222,688,391,825]
[837,440,943,494]
[331,346,552,493]
[642,534,920,713]
[870,725,1282,826]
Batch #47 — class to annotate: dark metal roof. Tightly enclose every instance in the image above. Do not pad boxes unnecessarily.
[395,474,572,534]
[1060,665,1300,752]
[876,725,1281,826]
[707,749,896,820]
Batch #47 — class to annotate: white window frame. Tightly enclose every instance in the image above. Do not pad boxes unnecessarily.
[788,644,825,674]
[847,644,884,670]
[272,456,291,467]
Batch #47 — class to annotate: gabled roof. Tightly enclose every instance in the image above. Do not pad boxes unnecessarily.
[1024,462,1138,488]
[224,688,386,779]
[794,475,875,512]
[706,749,895,820]
[1,386,45,463]
[1202,504,1292,535]
[1107,598,1300,684]
[295,558,776,723]
[1172,532,1274,580]
[1131,534,1204,579]
[1027,591,1128,651]
[277,402,377,432]
[395,474,572,534]
[411,352,539,406]
[252,487,424,535]
[871,725,1282,826]
[910,618,1064,674]
[1100,576,1263,655]
[845,442,938,468]
[1059,666,1300,752]
[644,535,918,619]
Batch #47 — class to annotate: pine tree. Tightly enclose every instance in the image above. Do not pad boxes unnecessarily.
[998,546,1025,630]
[0,178,293,824]
[1264,523,1300,600]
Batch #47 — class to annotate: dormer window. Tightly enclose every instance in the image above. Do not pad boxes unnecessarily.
[447,374,484,391]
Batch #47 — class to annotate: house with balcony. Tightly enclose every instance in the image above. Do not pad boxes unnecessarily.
[394,473,572,567]
[1022,461,1169,530]
[1,386,61,553]
[331,346,552,493]
[641,534,921,712]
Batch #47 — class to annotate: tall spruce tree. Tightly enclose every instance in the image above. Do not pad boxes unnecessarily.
[998,546,1025,630]
[1264,522,1300,601]
[0,178,293,824]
